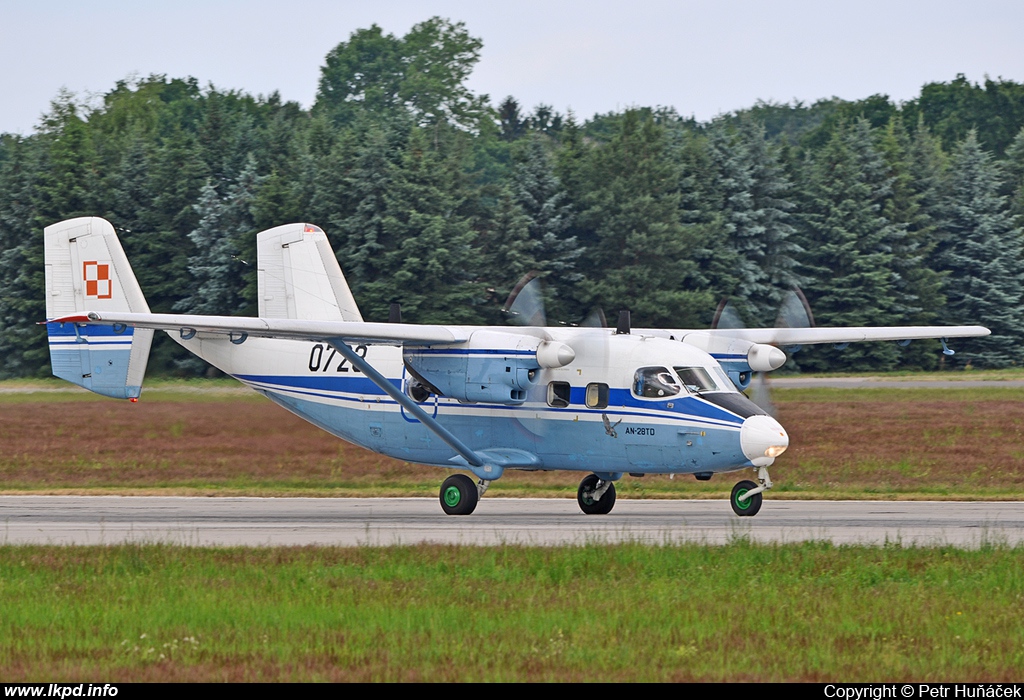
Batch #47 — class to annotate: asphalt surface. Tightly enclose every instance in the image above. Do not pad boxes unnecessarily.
[2,496,1022,547]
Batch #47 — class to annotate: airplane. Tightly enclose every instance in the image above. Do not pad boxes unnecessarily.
[42,217,990,517]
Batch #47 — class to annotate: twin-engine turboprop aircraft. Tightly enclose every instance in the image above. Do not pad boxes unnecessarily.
[43,217,990,516]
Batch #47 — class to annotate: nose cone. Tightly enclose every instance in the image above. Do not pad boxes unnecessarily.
[740,414,789,466]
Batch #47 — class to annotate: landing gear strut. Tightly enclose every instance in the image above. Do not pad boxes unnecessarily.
[577,474,616,515]
[730,466,773,517]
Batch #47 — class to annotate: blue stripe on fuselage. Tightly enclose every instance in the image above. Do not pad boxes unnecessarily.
[409,348,534,356]
[234,373,746,426]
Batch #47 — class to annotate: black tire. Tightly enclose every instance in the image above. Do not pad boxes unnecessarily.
[730,479,763,517]
[439,474,479,515]
[577,474,617,515]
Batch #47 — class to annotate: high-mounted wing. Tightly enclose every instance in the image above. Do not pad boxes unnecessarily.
[635,324,992,387]
[643,325,991,346]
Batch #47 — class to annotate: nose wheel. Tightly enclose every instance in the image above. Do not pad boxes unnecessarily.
[730,480,762,516]
[577,474,616,515]
[730,467,772,517]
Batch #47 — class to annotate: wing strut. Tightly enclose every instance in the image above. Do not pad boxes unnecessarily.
[328,340,502,481]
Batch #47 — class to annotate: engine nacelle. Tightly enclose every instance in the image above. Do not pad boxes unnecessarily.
[747,343,787,372]
[404,331,574,405]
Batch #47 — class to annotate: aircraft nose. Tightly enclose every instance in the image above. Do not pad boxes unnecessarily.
[740,414,789,466]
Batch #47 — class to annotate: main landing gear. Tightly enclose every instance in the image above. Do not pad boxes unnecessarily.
[730,466,773,517]
[439,474,490,515]
[577,474,617,515]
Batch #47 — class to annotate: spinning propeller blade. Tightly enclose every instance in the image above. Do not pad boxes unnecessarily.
[748,372,777,418]
[711,288,815,416]
[711,298,745,330]
[501,272,546,327]
[581,307,607,328]
[774,288,815,332]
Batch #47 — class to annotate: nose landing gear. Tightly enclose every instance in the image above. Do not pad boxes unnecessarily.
[730,466,773,517]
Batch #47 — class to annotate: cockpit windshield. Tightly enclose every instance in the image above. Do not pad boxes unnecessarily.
[673,366,737,394]
[633,367,681,398]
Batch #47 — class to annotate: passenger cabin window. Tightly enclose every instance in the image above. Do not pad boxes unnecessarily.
[547,381,571,408]
[673,366,718,394]
[633,367,680,399]
[585,382,609,408]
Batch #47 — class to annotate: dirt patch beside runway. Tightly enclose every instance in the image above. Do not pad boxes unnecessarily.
[0,391,1021,497]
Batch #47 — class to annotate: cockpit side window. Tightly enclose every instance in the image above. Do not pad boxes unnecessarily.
[673,366,719,394]
[633,367,680,399]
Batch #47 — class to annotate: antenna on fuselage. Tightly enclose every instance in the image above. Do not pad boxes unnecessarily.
[616,310,631,335]
[388,303,402,323]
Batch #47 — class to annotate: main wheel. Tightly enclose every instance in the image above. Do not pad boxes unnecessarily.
[577,474,616,515]
[730,479,763,517]
[440,474,479,515]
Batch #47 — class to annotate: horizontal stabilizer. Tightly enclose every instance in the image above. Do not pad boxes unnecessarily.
[48,311,468,347]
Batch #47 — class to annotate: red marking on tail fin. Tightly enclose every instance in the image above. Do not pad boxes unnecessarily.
[83,261,112,299]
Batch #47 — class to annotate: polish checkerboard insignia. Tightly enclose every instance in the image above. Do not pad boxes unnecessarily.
[83,261,112,299]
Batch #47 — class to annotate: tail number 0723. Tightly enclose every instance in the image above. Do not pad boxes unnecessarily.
[308,343,367,373]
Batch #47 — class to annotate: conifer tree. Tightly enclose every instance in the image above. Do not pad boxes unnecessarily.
[111,129,209,373]
[704,119,801,324]
[176,157,262,317]
[575,111,711,328]
[336,125,482,323]
[675,128,738,318]
[0,136,46,377]
[937,131,1024,367]
[508,134,582,315]
[1004,126,1024,230]
[497,97,526,142]
[877,117,946,368]
[796,119,901,371]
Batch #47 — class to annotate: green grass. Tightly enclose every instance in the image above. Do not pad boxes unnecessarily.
[1,542,1022,681]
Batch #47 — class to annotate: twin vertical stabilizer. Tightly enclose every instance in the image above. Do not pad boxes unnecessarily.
[44,218,362,399]
[256,223,362,322]
[44,217,153,399]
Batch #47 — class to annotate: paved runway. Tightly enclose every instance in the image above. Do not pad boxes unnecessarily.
[1,496,1022,547]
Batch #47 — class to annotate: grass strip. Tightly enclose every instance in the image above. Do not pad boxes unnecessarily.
[0,542,1022,681]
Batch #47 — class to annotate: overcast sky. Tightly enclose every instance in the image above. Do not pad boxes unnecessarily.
[3,0,1023,135]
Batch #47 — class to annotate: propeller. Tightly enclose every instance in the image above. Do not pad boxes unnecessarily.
[711,289,814,416]
[501,271,546,327]
[581,307,607,328]
[501,271,608,331]
[772,287,815,350]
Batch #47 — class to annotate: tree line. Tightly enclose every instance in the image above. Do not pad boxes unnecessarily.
[2,17,1024,376]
